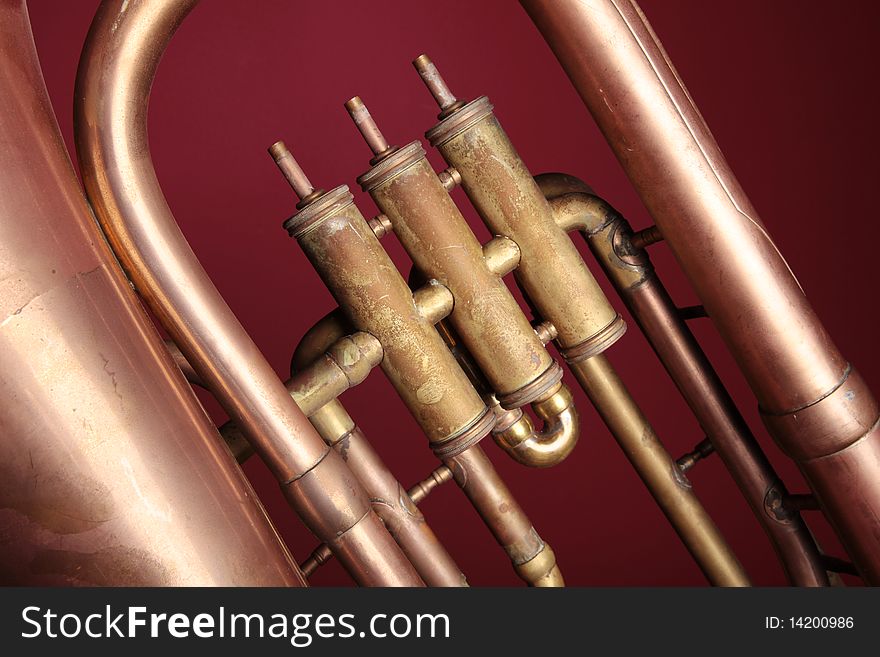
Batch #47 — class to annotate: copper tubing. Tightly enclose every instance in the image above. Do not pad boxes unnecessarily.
[171,312,467,586]
[276,151,560,585]
[75,0,419,587]
[569,356,749,586]
[213,331,384,463]
[0,0,304,586]
[541,178,828,586]
[522,0,880,582]
[291,315,467,587]
[446,448,564,587]
[416,59,745,584]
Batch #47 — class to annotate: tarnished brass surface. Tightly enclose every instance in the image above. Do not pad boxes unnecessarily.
[286,185,489,446]
[75,0,415,587]
[416,58,744,584]
[291,315,467,587]
[493,383,580,468]
[421,94,623,357]
[275,147,560,585]
[349,101,556,403]
[447,447,563,587]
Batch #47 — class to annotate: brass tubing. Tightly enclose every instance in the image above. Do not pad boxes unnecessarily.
[285,184,489,446]
[302,465,455,579]
[349,103,562,413]
[416,59,744,583]
[492,383,580,468]
[214,331,384,463]
[541,179,828,586]
[408,466,455,505]
[291,315,467,587]
[569,356,749,586]
[416,58,624,359]
[277,151,558,585]
[521,0,880,581]
[0,0,304,586]
[75,0,418,587]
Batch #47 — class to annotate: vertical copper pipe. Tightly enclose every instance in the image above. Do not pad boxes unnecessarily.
[539,178,828,586]
[75,0,420,587]
[0,0,303,586]
[522,0,880,582]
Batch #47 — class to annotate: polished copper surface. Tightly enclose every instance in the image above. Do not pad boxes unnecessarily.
[522,0,880,582]
[75,0,416,586]
[0,0,303,586]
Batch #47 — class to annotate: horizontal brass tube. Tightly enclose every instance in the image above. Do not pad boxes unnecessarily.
[539,176,828,586]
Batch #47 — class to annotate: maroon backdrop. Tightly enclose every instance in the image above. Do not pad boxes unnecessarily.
[26,0,880,586]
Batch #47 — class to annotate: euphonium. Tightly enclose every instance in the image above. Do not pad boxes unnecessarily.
[1,0,877,586]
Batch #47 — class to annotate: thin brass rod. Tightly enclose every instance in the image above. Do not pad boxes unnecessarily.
[301,465,454,578]
[568,355,750,586]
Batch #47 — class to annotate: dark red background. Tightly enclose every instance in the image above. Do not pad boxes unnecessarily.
[26,0,880,585]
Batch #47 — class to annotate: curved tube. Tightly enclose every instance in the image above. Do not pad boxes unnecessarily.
[75,0,420,587]
[0,0,303,586]
[493,383,579,468]
[522,0,880,583]
[538,174,827,586]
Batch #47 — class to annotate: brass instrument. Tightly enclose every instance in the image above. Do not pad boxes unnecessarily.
[1,0,877,586]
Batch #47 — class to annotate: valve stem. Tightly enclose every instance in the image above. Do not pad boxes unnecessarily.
[267,141,323,207]
[268,141,313,200]
[413,54,467,118]
[344,96,395,162]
